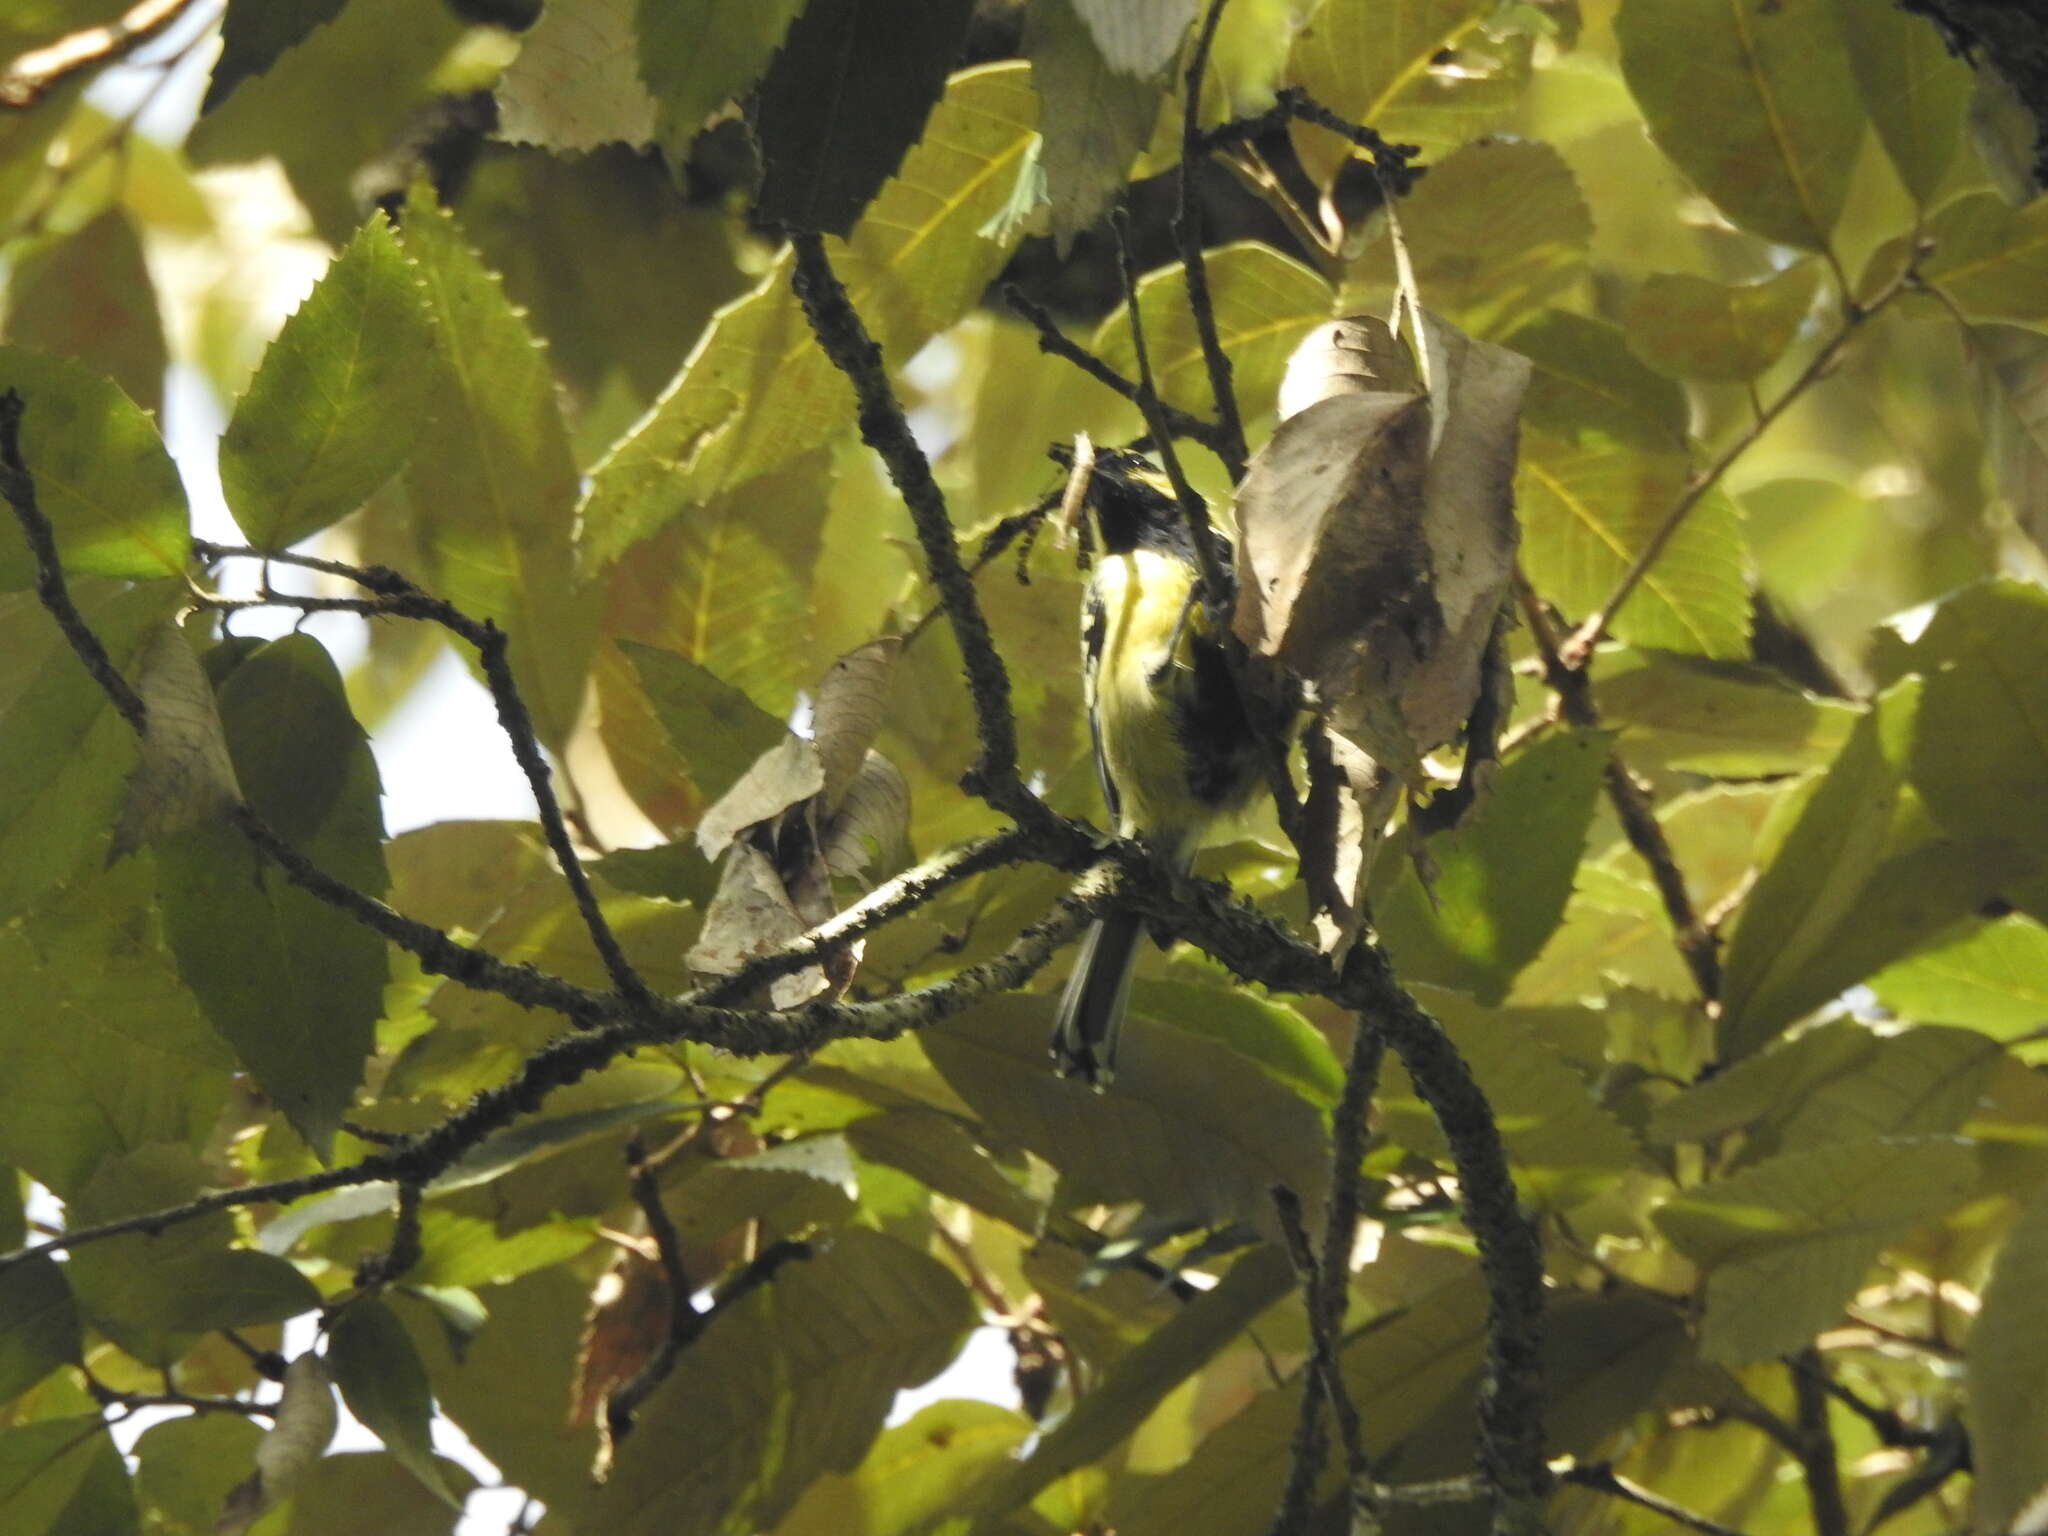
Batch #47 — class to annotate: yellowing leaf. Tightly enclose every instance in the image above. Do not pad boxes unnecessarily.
[1625,262,1824,383]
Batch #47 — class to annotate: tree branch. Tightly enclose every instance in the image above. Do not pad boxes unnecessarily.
[788,231,1033,822]
[1557,255,1924,667]
[1177,0,1250,483]
[1001,284,1234,457]
[0,0,209,107]
[1789,1349,1852,1536]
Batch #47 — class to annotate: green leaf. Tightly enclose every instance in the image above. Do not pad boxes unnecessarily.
[407,1211,596,1289]
[1027,0,1165,250]
[1378,987,1647,1206]
[752,0,979,236]
[0,1416,138,1536]
[976,1244,1295,1518]
[923,994,1329,1232]
[1289,0,1523,171]
[1649,1021,2001,1159]
[257,1450,474,1536]
[0,348,186,589]
[1625,262,1825,383]
[1615,0,1863,250]
[0,862,233,1200]
[397,185,597,750]
[220,214,435,550]
[1508,309,1689,453]
[157,634,389,1156]
[184,0,487,242]
[204,0,349,109]
[1516,434,1750,658]
[582,63,1039,559]
[1132,974,1344,1106]
[495,0,655,152]
[397,1271,600,1515]
[636,0,806,165]
[0,579,178,919]
[1653,1136,1976,1364]
[1970,1180,2048,1531]
[1971,324,2048,562]
[595,1227,973,1536]
[844,1108,1042,1231]
[3,210,167,413]
[0,1258,80,1402]
[618,638,788,798]
[1719,678,2034,1057]
[1093,242,1333,426]
[69,1244,320,1339]
[589,839,720,905]
[1113,1262,1490,1535]
[1832,0,1971,206]
[1070,0,1198,76]
[1871,915,2048,1037]
[778,1399,1033,1536]
[1905,578,2048,864]
[1882,193,2048,325]
[328,1300,460,1507]
[1593,648,1857,775]
[1375,729,1614,1003]
[1345,139,1592,339]
[132,1414,264,1534]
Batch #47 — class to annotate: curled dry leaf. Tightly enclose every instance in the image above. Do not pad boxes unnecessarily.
[1238,308,1526,781]
[109,625,243,860]
[1276,313,1420,419]
[810,636,901,812]
[689,643,910,1004]
[219,1352,338,1532]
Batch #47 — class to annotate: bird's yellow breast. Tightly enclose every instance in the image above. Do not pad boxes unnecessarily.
[1089,548,1207,849]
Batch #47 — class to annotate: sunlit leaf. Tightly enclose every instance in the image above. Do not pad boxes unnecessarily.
[0,348,186,589]
[1654,1136,1976,1364]
[496,0,655,152]
[256,1450,474,1536]
[220,214,435,551]
[1346,139,1592,339]
[1516,433,1750,658]
[1615,0,1863,250]
[1375,729,1614,1003]
[1871,915,2048,1037]
[1509,308,1688,453]
[777,1399,1034,1536]
[1719,679,2029,1058]
[1094,242,1333,427]
[1872,192,2048,325]
[1028,0,1165,250]
[583,63,1038,558]
[397,184,597,750]
[132,1414,263,1534]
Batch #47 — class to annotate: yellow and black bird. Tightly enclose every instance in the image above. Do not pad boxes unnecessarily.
[1052,447,1265,1086]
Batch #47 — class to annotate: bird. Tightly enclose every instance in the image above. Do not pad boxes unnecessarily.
[1050,445,1266,1087]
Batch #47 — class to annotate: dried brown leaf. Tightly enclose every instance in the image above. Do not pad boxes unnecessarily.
[811,637,901,812]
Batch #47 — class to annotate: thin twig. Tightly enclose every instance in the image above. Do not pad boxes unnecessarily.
[83,1369,275,1421]
[0,392,148,729]
[788,232,1032,822]
[1177,0,1249,482]
[1558,1461,1754,1536]
[1788,1348,1852,1536]
[0,0,211,106]
[1517,573,1720,1002]
[1313,1014,1382,1481]
[1001,285,1233,457]
[354,1180,422,1287]
[1558,258,1923,666]
[1109,211,1232,608]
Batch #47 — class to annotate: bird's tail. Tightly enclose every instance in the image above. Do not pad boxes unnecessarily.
[1050,909,1144,1088]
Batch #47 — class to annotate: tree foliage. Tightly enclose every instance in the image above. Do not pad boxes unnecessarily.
[2,1,2048,1534]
